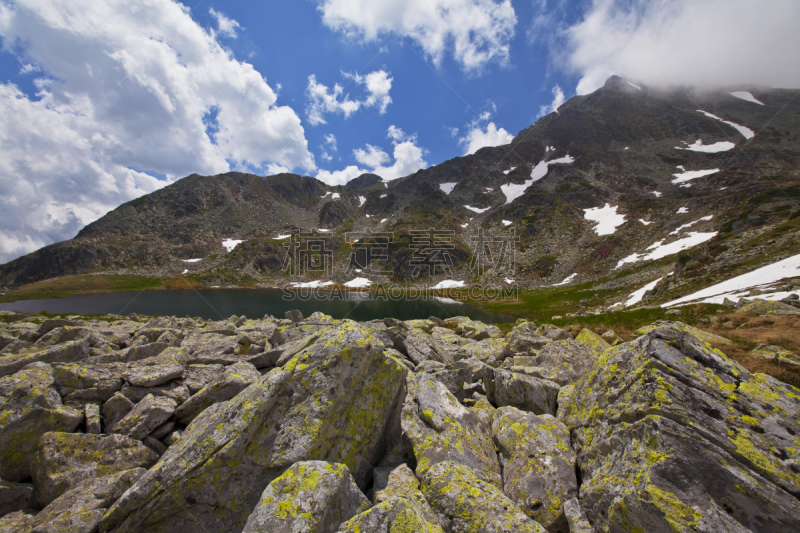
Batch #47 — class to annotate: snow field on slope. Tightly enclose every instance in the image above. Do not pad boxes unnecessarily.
[663,252,800,307]
[501,155,574,205]
[583,204,626,236]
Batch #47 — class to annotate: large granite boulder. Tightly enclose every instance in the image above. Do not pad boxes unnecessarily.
[492,406,578,532]
[0,363,82,482]
[30,433,158,507]
[373,463,440,527]
[0,340,92,378]
[420,461,546,532]
[174,362,261,424]
[561,322,800,532]
[28,468,145,533]
[98,323,408,533]
[401,373,501,487]
[493,369,559,415]
[0,478,33,517]
[337,497,444,533]
[512,339,599,386]
[111,394,177,441]
[242,461,369,533]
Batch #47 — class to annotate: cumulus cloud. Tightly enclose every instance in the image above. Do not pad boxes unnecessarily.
[459,111,513,155]
[320,133,337,162]
[538,84,565,117]
[318,0,517,74]
[306,69,393,125]
[0,0,314,264]
[209,8,241,38]
[566,0,800,95]
[316,126,427,185]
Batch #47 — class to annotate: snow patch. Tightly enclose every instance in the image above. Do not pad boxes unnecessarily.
[677,207,689,214]
[698,110,754,139]
[504,278,514,284]
[729,91,764,106]
[380,194,387,198]
[222,239,243,252]
[583,204,626,236]
[672,167,720,184]
[553,273,577,286]
[502,220,512,226]
[502,167,516,175]
[669,215,713,236]
[380,218,388,223]
[677,140,735,153]
[182,269,188,274]
[501,155,574,205]
[652,191,662,197]
[182,258,203,263]
[434,296,463,305]
[464,205,491,214]
[290,280,334,288]
[663,252,800,307]
[274,234,291,240]
[317,229,331,233]
[616,232,718,269]
[627,81,642,91]
[626,277,663,307]
[431,280,466,289]
[344,277,372,288]
[460,223,469,228]
[439,182,458,195]
[358,196,366,207]
[639,219,651,226]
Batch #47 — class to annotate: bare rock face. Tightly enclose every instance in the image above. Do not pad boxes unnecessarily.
[492,406,578,532]
[28,468,145,533]
[337,497,444,533]
[174,362,260,424]
[0,477,33,517]
[493,369,560,415]
[401,373,502,487]
[30,432,158,507]
[561,322,800,532]
[98,323,408,533]
[0,363,83,482]
[111,394,177,441]
[420,461,547,533]
[242,461,369,533]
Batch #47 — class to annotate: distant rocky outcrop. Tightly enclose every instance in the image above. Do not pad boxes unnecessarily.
[0,309,798,532]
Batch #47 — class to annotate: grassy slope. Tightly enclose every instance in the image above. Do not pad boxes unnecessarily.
[0,274,199,303]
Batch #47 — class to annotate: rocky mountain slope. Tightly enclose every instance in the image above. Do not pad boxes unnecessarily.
[2,76,799,308]
[0,309,798,532]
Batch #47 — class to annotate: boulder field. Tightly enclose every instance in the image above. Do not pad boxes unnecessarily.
[0,309,798,532]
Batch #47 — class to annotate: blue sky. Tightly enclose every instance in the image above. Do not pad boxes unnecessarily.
[0,0,797,263]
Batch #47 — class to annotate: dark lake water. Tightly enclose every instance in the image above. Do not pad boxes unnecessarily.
[0,289,514,324]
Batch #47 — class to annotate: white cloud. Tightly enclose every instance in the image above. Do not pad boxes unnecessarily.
[209,8,240,38]
[567,0,800,95]
[0,0,315,264]
[354,144,391,168]
[538,84,565,117]
[459,112,513,155]
[320,133,337,161]
[317,126,427,185]
[318,0,517,74]
[305,69,393,126]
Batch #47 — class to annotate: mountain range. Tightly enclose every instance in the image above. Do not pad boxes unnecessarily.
[2,76,799,309]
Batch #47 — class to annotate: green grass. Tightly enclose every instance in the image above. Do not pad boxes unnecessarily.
[0,274,189,303]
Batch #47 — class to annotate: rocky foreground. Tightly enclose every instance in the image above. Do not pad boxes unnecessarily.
[0,309,798,532]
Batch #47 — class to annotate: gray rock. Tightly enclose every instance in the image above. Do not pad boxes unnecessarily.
[454,338,507,364]
[179,333,240,364]
[99,323,408,533]
[284,309,304,322]
[29,468,145,533]
[504,323,552,356]
[242,461,370,533]
[0,340,91,378]
[519,340,599,385]
[751,344,800,367]
[402,328,451,365]
[142,436,167,456]
[431,327,474,360]
[0,363,83,482]
[122,364,184,387]
[337,497,444,532]
[102,392,134,433]
[563,498,594,533]
[373,463,441,527]
[148,421,175,441]
[112,394,177,441]
[561,322,800,532]
[421,461,546,532]
[539,324,572,340]
[85,404,101,434]
[30,432,158,507]
[429,363,471,401]
[174,362,261,424]
[0,510,36,531]
[120,380,189,405]
[181,364,225,393]
[401,373,501,487]
[494,369,560,415]
[0,478,32,517]
[492,406,578,532]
